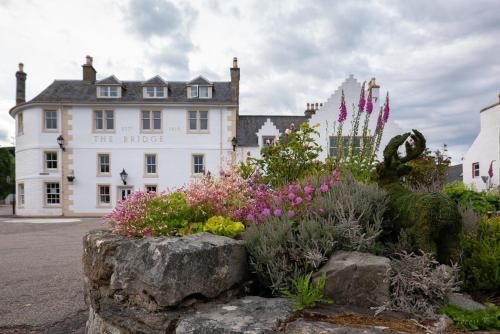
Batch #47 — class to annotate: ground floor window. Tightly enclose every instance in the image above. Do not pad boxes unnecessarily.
[98,154,110,175]
[145,154,157,175]
[192,154,205,174]
[18,183,24,207]
[262,136,276,146]
[98,185,111,205]
[145,185,157,192]
[45,182,60,205]
[329,136,362,157]
[472,162,480,178]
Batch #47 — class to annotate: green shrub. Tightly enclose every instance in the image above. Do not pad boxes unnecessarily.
[461,217,500,294]
[202,216,245,238]
[440,304,500,331]
[281,272,332,311]
[444,181,500,214]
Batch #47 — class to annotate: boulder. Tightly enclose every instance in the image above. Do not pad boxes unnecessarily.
[108,232,248,309]
[316,251,391,307]
[176,296,293,333]
[446,292,486,311]
[285,320,402,333]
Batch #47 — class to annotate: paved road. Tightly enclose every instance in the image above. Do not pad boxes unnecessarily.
[0,214,103,333]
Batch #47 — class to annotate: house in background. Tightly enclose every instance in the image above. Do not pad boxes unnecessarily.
[463,94,500,191]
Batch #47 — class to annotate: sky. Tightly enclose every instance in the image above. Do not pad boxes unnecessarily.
[0,0,499,163]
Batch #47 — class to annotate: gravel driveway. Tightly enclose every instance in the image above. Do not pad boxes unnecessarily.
[0,214,103,333]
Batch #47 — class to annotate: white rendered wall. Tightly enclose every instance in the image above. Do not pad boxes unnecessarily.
[463,104,500,191]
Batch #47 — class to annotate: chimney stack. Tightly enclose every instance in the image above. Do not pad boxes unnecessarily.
[15,63,27,105]
[82,55,96,84]
[305,102,321,119]
[230,57,240,103]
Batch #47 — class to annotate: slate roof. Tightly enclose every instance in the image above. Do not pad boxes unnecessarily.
[188,75,212,85]
[25,80,234,105]
[142,75,167,86]
[96,75,121,85]
[237,115,308,147]
[446,164,463,183]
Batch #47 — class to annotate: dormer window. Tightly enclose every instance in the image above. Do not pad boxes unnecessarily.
[99,86,118,97]
[187,76,213,99]
[145,86,165,98]
[199,86,209,98]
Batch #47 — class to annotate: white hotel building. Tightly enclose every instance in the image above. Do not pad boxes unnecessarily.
[10,57,398,216]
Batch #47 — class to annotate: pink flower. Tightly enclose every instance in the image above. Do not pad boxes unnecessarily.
[383,92,390,123]
[285,128,291,135]
[376,110,383,132]
[287,210,295,218]
[338,90,347,123]
[262,208,271,217]
[304,185,314,194]
[273,208,282,217]
[320,183,328,192]
[358,81,366,112]
[295,197,303,205]
[319,208,325,214]
[288,192,296,200]
[305,194,312,201]
[366,90,373,114]
[247,213,255,221]
[332,169,340,180]
[143,228,153,237]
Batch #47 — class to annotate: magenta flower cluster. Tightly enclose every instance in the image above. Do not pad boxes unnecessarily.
[366,90,373,114]
[383,92,390,123]
[358,81,366,112]
[338,90,347,123]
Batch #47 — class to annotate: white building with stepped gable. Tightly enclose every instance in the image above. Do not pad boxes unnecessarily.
[10,56,400,216]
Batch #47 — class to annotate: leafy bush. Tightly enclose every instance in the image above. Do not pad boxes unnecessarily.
[403,146,450,192]
[461,217,500,294]
[440,303,500,331]
[281,272,332,311]
[384,251,461,318]
[444,181,500,214]
[250,122,323,187]
[243,177,388,293]
[202,216,245,238]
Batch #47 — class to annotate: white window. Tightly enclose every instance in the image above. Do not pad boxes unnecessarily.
[45,151,58,171]
[328,136,362,157]
[190,85,199,98]
[472,162,480,178]
[98,185,111,205]
[262,136,276,146]
[94,110,114,131]
[45,183,60,205]
[188,111,209,132]
[199,86,209,98]
[99,86,118,97]
[145,154,157,175]
[18,183,24,207]
[141,111,162,131]
[98,154,110,174]
[145,185,157,192]
[18,112,24,135]
[44,110,57,130]
[192,154,205,174]
[144,86,165,98]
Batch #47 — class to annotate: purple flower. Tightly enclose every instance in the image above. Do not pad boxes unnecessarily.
[287,210,295,218]
[319,208,325,214]
[288,192,296,200]
[366,91,373,114]
[338,90,347,123]
[234,209,241,216]
[383,92,390,123]
[262,208,271,217]
[305,194,312,201]
[320,183,329,193]
[376,111,383,133]
[295,197,303,205]
[273,208,282,217]
[304,185,314,194]
[358,81,366,112]
[332,169,340,180]
[247,213,255,221]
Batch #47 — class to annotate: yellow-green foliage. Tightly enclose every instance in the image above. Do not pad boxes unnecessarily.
[461,217,500,294]
[203,216,245,238]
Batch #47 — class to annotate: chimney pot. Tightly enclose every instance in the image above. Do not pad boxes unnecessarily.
[315,103,319,110]
[86,55,93,66]
[306,103,310,110]
[233,57,238,68]
[18,63,24,72]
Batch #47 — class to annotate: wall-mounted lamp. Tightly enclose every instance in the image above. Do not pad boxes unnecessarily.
[231,136,238,152]
[120,168,128,185]
[67,170,75,182]
[57,135,65,151]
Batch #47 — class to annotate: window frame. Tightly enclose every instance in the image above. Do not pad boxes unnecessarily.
[187,110,209,133]
[44,151,58,172]
[140,110,163,133]
[44,182,61,207]
[93,110,115,132]
[143,86,166,99]
[328,136,362,157]
[18,183,24,207]
[262,136,276,146]
[144,153,158,177]
[198,86,209,98]
[145,184,158,192]
[17,112,24,136]
[192,154,205,175]
[97,153,111,176]
[98,85,120,98]
[97,184,112,207]
[472,162,480,178]
[43,109,58,132]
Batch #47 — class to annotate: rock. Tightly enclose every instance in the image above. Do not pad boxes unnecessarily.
[86,306,123,334]
[446,292,486,311]
[285,319,401,333]
[430,314,454,334]
[109,232,248,310]
[176,296,293,333]
[316,251,391,307]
